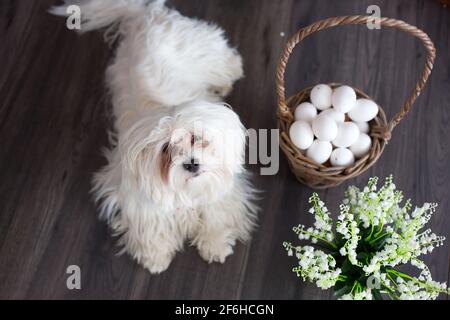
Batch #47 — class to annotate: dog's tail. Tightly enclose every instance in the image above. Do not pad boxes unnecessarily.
[49,0,166,33]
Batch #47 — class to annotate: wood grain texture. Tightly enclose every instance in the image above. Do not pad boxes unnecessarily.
[0,0,449,300]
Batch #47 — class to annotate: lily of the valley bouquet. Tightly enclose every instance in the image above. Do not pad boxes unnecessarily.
[283,176,449,300]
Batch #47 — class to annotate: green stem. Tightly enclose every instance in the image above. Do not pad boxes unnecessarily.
[336,275,348,282]
[350,280,359,294]
[382,284,400,300]
[299,230,338,250]
[374,225,384,237]
[387,268,449,294]
[365,224,375,241]
[356,282,363,294]
[386,273,399,288]
[386,268,414,281]
[368,232,388,245]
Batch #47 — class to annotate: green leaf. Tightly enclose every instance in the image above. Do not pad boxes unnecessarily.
[333,283,352,298]
[335,233,347,248]
[361,227,372,239]
[341,258,353,274]
[316,240,338,252]
[372,289,383,300]
[372,234,389,251]
[356,252,369,261]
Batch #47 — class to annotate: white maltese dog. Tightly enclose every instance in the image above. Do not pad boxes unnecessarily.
[51,0,258,273]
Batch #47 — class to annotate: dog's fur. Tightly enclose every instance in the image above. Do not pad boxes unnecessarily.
[51,0,257,273]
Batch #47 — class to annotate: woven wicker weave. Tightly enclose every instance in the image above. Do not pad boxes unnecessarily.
[276,16,436,189]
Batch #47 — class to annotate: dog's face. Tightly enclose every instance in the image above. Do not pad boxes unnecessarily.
[121,101,246,209]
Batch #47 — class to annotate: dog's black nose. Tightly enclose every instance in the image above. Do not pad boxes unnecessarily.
[183,158,200,173]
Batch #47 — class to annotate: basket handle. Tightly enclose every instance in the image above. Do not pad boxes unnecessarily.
[276,16,436,140]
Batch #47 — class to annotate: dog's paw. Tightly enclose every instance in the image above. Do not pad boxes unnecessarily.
[197,240,235,264]
[141,253,173,274]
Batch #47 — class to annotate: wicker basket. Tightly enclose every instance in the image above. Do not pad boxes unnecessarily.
[276,16,436,189]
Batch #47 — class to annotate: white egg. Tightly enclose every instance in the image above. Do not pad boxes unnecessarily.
[289,120,314,150]
[312,114,338,141]
[354,121,370,134]
[331,85,357,113]
[350,133,372,158]
[330,148,355,167]
[310,84,333,110]
[306,140,332,164]
[294,102,317,122]
[348,99,379,122]
[332,122,360,148]
[320,109,345,123]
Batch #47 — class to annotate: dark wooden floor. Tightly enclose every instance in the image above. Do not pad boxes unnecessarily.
[0,0,449,300]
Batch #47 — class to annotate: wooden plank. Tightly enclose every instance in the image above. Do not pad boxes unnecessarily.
[0,0,448,299]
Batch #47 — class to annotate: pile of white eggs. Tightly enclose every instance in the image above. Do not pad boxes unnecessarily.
[289,84,378,167]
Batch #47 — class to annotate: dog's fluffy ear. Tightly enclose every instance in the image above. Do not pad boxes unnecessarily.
[120,117,173,205]
[159,143,172,184]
